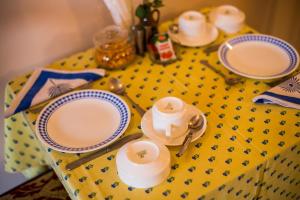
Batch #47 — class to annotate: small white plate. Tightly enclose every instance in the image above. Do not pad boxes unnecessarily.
[168,23,219,47]
[141,104,207,146]
[218,34,299,79]
[36,89,130,153]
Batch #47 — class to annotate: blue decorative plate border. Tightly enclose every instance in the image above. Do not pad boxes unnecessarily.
[218,34,299,79]
[36,90,130,153]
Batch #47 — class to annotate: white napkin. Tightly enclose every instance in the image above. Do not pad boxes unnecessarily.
[5,68,105,118]
[253,73,300,109]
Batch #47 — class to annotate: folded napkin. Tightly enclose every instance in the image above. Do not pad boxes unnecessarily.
[5,68,105,118]
[253,73,300,109]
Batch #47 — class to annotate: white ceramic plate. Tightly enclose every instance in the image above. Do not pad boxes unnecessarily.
[36,89,130,153]
[218,34,299,79]
[168,23,219,47]
[141,104,207,146]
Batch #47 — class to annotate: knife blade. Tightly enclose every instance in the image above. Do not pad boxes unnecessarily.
[65,132,143,171]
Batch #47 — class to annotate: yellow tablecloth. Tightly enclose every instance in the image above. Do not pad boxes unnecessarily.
[4,9,300,200]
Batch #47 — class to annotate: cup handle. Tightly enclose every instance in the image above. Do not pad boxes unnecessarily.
[151,9,160,24]
[165,124,172,137]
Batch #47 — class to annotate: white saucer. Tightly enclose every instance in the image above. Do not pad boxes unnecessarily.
[168,23,219,47]
[141,104,207,146]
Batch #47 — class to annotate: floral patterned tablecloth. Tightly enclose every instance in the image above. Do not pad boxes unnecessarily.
[4,8,300,200]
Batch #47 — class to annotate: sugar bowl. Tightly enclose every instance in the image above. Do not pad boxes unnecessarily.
[116,139,171,188]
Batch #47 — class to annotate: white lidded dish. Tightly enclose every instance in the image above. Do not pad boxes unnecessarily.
[116,139,170,188]
[209,5,245,34]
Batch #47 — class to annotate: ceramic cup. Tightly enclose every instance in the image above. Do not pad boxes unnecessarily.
[209,5,245,34]
[152,96,187,138]
[116,139,171,188]
[178,11,207,37]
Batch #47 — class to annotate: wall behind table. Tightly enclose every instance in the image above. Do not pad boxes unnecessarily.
[1,0,299,81]
[0,0,113,79]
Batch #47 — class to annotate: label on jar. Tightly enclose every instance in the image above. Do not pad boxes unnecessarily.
[153,33,176,62]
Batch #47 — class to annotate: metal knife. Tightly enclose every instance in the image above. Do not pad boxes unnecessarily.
[65,132,143,171]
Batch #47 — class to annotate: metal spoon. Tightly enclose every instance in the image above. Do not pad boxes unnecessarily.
[168,23,183,45]
[200,60,242,86]
[108,77,145,116]
[169,23,179,34]
[177,114,204,157]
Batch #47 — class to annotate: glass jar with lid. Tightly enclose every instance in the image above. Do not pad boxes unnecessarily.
[93,25,136,70]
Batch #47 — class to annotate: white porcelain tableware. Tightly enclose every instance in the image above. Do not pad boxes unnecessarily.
[218,34,299,80]
[168,11,219,47]
[36,89,130,153]
[116,139,171,188]
[142,104,207,146]
[178,11,206,37]
[209,5,245,34]
[152,96,187,138]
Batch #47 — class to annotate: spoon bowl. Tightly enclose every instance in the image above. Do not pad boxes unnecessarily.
[108,78,126,95]
[200,60,242,86]
[188,115,203,130]
[225,77,242,85]
[169,24,179,34]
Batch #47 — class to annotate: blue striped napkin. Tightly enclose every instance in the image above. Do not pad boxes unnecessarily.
[253,73,300,109]
[5,68,105,117]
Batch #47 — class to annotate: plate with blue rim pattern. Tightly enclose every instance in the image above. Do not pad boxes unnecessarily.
[218,34,299,80]
[36,89,130,153]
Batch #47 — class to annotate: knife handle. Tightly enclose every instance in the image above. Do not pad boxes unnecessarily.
[66,151,105,171]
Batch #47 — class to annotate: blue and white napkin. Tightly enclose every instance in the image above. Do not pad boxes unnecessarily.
[5,68,105,118]
[253,73,300,109]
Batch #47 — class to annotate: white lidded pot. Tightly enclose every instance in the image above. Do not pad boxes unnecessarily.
[209,5,245,34]
[116,139,171,188]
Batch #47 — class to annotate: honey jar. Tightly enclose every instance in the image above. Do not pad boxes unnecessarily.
[93,25,136,70]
